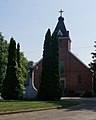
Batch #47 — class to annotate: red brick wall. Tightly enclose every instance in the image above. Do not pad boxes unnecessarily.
[34,37,92,93]
[59,37,92,92]
[66,52,92,92]
[34,60,42,90]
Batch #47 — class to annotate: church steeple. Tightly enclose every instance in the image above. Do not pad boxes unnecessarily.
[54,10,69,37]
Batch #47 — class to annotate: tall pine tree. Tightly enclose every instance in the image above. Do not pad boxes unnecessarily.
[50,33,62,100]
[0,33,8,93]
[89,41,96,93]
[38,29,52,100]
[1,38,23,99]
[16,43,24,96]
[38,29,62,100]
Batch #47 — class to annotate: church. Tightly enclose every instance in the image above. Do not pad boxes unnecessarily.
[24,10,92,98]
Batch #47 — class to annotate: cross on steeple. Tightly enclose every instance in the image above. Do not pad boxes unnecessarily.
[59,9,63,17]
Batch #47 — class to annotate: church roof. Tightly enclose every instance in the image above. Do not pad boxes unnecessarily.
[54,16,69,37]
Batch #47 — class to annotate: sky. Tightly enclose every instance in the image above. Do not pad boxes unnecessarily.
[0,0,96,66]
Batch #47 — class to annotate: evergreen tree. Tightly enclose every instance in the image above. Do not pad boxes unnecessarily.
[50,33,62,100]
[89,41,96,93]
[16,43,28,82]
[38,29,62,100]
[17,43,21,67]
[0,33,8,93]
[16,43,25,96]
[1,38,23,99]
[17,44,28,84]
[38,29,52,100]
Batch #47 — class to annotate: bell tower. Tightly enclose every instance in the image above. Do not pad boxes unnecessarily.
[53,10,72,95]
[53,10,71,52]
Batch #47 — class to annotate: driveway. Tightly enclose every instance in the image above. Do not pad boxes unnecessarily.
[0,98,96,120]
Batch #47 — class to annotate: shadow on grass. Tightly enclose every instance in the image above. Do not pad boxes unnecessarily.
[46,99,80,109]
[51,98,96,112]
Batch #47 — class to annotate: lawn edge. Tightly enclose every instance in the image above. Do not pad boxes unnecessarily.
[0,107,57,115]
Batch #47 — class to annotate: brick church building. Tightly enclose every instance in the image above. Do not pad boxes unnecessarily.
[26,11,92,97]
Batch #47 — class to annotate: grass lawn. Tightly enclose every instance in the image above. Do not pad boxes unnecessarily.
[0,99,79,113]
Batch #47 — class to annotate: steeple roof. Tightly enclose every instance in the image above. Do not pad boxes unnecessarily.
[54,16,69,37]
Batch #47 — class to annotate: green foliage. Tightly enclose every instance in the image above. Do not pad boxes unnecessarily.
[65,90,76,97]
[0,33,8,93]
[16,43,28,96]
[89,41,96,92]
[16,43,25,95]
[17,43,20,67]
[38,29,62,100]
[82,90,93,97]
[50,33,62,100]
[1,38,24,99]
[20,52,28,81]
[38,29,52,100]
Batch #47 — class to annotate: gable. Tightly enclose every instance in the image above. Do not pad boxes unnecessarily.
[68,51,91,72]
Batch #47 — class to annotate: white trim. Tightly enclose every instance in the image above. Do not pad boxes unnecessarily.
[33,58,43,69]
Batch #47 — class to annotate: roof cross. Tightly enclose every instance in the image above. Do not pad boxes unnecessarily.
[59,9,63,17]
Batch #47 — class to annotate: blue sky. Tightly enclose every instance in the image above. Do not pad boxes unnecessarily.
[0,0,96,66]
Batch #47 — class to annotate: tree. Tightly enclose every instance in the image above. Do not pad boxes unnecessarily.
[16,43,25,95]
[16,43,28,94]
[38,29,62,100]
[89,41,96,93]
[17,43,21,67]
[38,29,52,100]
[1,38,23,99]
[50,33,62,100]
[20,52,28,81]
[0,33,8,93]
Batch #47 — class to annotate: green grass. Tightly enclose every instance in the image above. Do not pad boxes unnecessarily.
[0,99,79,113]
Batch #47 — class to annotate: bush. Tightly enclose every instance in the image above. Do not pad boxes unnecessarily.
[65,90,76,97]
[82,91,93,97]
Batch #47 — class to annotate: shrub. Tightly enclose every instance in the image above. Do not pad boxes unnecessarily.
[65,90,76,97]
[82,91,93,97]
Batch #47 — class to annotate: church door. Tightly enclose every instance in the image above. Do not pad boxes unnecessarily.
[60,78,66,96]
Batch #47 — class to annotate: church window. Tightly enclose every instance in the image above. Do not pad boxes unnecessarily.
[77,75,82,84]
[60,61,64,76]
[59,39,62,49]
[58,29,63,36]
